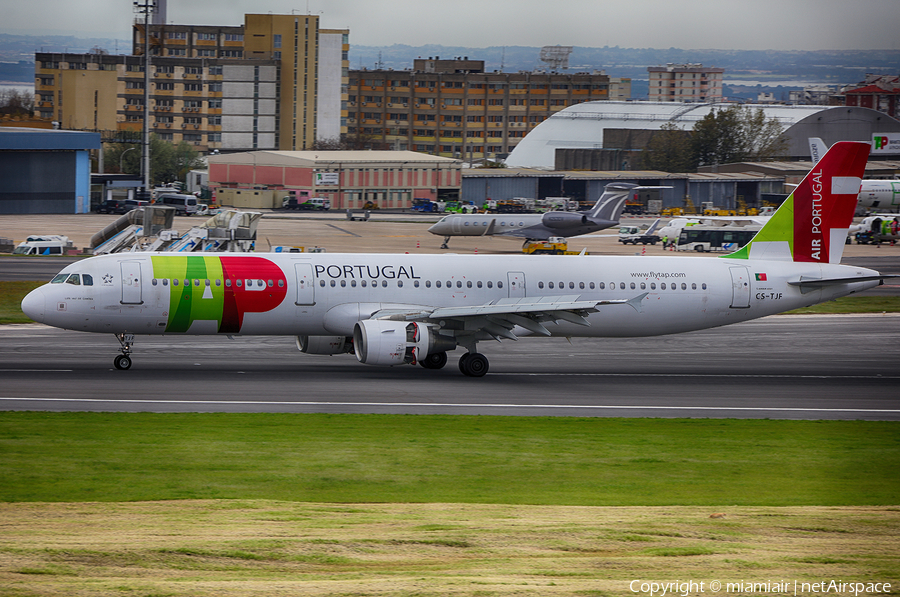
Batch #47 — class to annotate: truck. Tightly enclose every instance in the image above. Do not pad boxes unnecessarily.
[618,219,661,245]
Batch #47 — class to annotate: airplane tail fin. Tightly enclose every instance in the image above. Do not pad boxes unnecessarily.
[588,183,636,221]
[727,141,869,264]
[808,137,828,164]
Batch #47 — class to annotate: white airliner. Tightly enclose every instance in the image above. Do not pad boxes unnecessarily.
[810,138,900,213]
[427,183,640,248]
[21,142,890,377]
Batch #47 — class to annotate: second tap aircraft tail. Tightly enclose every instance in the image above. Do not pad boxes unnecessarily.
[728,141,869,264]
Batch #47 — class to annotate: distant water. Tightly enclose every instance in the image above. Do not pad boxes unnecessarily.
[0,82,34,95]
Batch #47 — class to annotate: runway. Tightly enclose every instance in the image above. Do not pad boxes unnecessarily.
[1,315,898,420]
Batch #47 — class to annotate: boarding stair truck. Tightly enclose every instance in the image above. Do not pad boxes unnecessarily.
[618,218,662,245]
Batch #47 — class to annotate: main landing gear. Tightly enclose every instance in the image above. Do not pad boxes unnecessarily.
[458,352,489,377]
[114,333,134,370]
[418,350,490,377]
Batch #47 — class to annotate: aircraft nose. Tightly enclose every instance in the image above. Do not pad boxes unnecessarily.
[428,221,446,234]
[21,287,46,323]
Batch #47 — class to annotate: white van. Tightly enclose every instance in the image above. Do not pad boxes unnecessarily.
[13,235,73,256]
[157,193,199,216]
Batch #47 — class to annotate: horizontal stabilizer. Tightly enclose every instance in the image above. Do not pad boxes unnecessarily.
[788,274,898,287]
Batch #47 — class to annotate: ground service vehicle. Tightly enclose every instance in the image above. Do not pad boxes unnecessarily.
[21,143,892,377]
[13,235,72,255]
[522,238,579,255]
[157,193,199,216]
[676,225,761,252]
[618,219,661,245]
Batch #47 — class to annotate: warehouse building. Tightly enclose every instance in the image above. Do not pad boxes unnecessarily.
[506,101,900,169]
[0,128,100,214]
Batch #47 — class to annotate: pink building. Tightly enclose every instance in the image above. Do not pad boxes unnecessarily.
[208,150,462,209]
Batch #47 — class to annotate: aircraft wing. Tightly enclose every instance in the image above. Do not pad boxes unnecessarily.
[370,293,648,340]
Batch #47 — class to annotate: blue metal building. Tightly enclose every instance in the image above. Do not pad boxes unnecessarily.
[0,128,101,214]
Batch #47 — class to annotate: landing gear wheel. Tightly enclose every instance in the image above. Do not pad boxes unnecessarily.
[420,351,448,369]
[114,354,132,370]
[459,352,489,377]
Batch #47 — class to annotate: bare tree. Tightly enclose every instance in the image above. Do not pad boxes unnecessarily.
[0,89,34,117]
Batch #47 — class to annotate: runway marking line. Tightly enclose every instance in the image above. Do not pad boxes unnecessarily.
[0,397,898,414]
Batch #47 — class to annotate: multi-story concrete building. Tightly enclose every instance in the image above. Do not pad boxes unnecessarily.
[647,63,724,103]
[842,74,899,119]
[34,13,348,154]
[347,58,620,160]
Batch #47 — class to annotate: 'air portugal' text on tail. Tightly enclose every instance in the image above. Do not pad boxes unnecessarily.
[728,141,870,264]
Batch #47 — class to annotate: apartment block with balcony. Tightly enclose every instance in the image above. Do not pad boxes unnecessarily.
[347,58,616,160]
[35,13,346,155]
[35,52,277,153]
[647,63,724,103]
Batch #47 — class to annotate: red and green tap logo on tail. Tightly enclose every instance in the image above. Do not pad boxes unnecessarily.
[726,141,870,264]
[151,255,288,333]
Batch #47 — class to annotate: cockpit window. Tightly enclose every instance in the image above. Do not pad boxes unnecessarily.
[65,274,81,285]
[82,274,93,286]
[51,274,68,284]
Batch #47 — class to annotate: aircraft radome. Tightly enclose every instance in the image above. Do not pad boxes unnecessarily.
[22,142,893,377]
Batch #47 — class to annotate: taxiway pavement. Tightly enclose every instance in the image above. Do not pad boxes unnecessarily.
[1,315,897,420]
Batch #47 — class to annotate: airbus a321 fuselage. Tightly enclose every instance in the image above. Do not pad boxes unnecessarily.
[22,142,889,377]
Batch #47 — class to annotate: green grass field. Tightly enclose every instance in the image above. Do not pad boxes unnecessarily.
[1,413,897,506]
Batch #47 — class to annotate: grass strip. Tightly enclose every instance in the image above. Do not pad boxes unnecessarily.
[0,502,897,597]
[0,281,42,324]
[0,413,897,506]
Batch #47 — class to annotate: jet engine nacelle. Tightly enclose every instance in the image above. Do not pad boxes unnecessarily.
[541,211,588,229]
[296,335,353,355]
[352,320,456,366]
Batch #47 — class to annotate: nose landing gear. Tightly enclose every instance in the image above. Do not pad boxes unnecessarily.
[114,333,134,370]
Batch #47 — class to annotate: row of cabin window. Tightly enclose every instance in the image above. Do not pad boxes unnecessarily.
[538,281,708,291]
[150,278,284,288]
[317,279,708,291]
[50,273,93,285]
[464,221,522,227]
[320,279,506,289]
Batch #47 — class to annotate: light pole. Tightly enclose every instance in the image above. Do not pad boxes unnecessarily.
[119,147,137,173]
[133,0,156,198]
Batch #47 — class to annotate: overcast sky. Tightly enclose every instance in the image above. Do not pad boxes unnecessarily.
[2,0,897,51]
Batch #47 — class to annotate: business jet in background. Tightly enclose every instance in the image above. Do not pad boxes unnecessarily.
[428,182,642,249]
[809,138,900,213]
[22,142,891,377]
